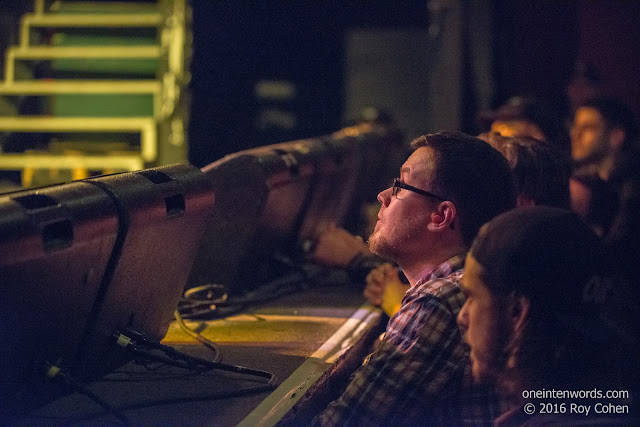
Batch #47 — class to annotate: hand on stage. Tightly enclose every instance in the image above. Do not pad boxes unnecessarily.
[308,223,370,268]
[364,263,408,317]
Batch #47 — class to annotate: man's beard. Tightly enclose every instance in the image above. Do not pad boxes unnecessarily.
[493,313,525,405]
[473,306,514,387]
[367,229,388,257]
[573,142,609,169]
[367,222,414,262]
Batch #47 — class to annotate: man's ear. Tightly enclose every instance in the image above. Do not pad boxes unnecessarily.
[428,201,457,231]
[507,292,530,333]
[609,128,625,151]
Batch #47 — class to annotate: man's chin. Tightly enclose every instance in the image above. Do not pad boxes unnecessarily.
[472,364,497,385]
[573,152,604,167]
[368,234,393,260]
[470,352,503,386]
[368,233,382,254]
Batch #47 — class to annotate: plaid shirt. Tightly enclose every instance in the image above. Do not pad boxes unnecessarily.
[313,255,506,426]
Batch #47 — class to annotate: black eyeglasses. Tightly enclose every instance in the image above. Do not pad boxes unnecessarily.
[391,178,445,201]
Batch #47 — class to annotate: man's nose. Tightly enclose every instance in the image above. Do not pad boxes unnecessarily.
[457,302,469,331]
[570,126,581,140]
[377,187,392,206]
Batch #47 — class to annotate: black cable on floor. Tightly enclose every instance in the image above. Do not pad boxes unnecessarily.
[40,362,130,426]
[177,270,308,320]
[174,308,222,362]
[115,329,276,384]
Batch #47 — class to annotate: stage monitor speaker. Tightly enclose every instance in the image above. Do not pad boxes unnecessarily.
[75,164,214,379]
[189,124,402,294]
[249,145,316,256]
[188,152,271,290]
[291,131,361,245]
[190,145,315,293]
[326,123,404,234]
[348,123,404,207]
[0,182,120,415]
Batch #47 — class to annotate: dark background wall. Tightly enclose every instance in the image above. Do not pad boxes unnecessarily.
[576,1,640,118]
[493,0,640,118]
[187,0,429,167]
[492,0,580,106]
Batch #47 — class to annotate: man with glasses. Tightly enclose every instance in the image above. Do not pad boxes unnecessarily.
[313,131,516,426]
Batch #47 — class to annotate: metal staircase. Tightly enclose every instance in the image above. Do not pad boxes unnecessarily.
[0,0,189,186]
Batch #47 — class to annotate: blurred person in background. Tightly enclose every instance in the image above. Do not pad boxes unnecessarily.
[478,96,570,155]
[571,97,640,284]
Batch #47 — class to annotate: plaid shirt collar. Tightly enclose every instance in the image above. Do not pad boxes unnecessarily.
[412,253,466,290]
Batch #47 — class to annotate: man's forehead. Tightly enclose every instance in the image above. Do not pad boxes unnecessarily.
[462,255,488,292]
[401,146,435,179]
[575,107,604,123]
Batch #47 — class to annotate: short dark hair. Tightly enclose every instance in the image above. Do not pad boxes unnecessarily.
[411,131,516,246]
[491,135,571,209]
[580,98,639,150]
